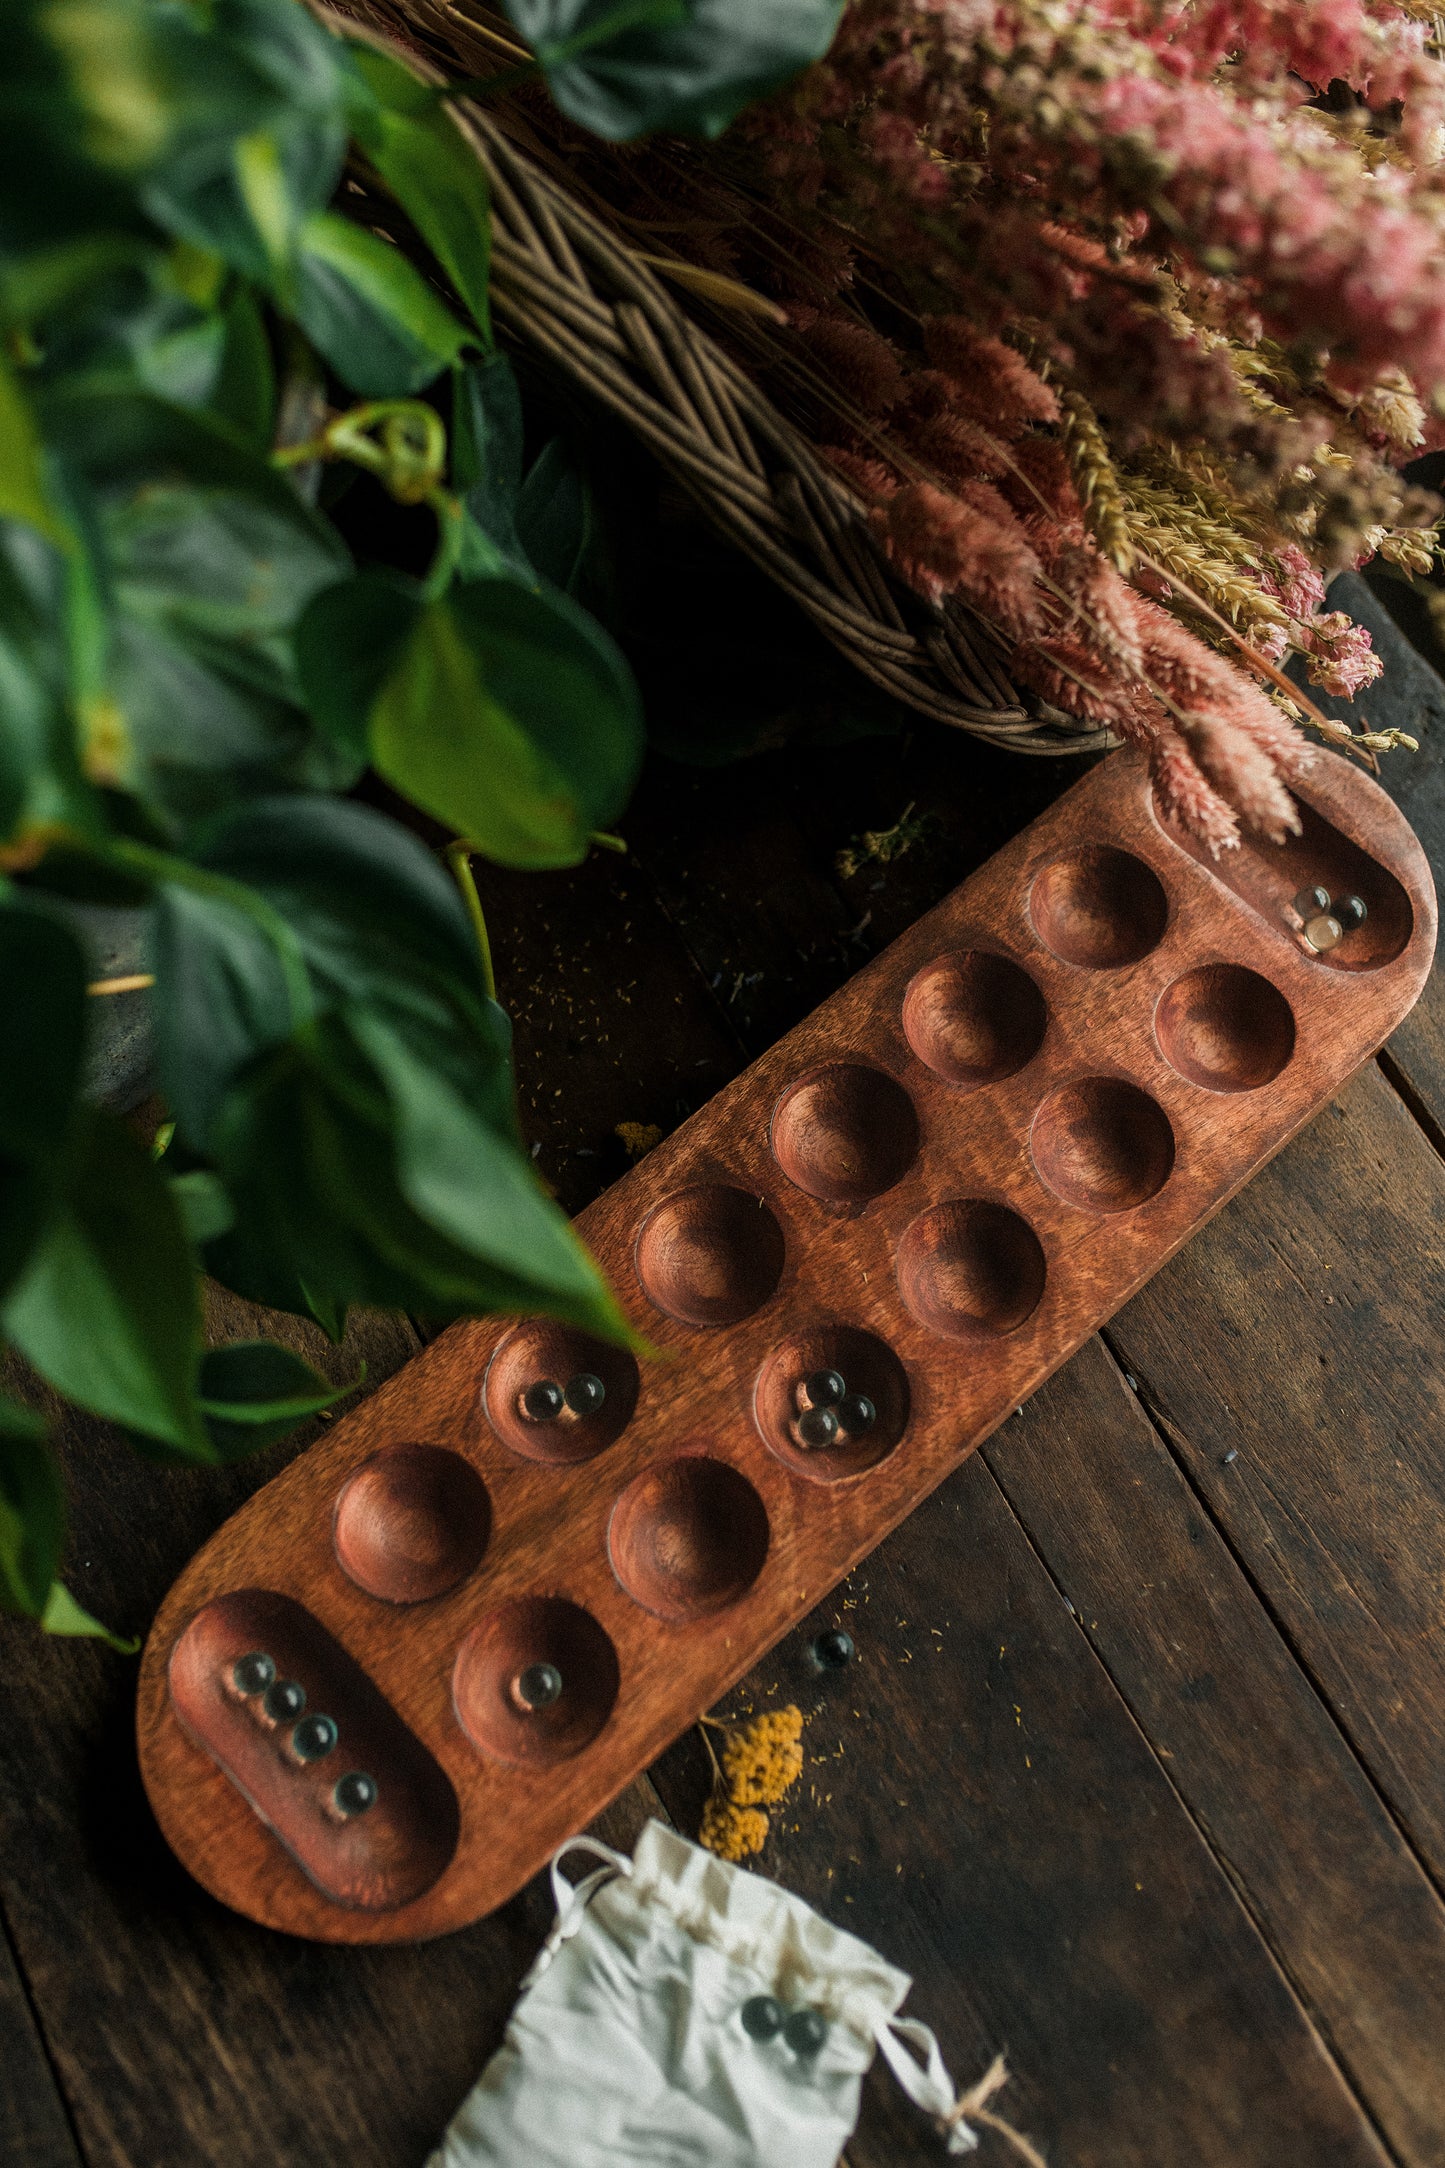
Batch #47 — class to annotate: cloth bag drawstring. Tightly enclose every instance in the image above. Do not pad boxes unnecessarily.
[521,1837,634,1990]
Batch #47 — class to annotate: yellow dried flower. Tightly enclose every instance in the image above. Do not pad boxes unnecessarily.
[1376,527,1439,575]
[1060,391,1136,573]
[696,1706,806,1859]
[699,1798,769,1862]
[1118,471,1290,631]
[720,1707,805,1807]
[1355,368,1427,449]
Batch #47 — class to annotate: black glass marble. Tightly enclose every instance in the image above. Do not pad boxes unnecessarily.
[741,1995,784,2041]
[263,1678,306,1723]
[292,1714,339,1762]
[784,2008,829,2057]
[798,1406,840,1448]
[523,1378,565,1422]
[1337,894,1368,930]
[232,1651,275,1697]
[812,1629,854,1669]
[564,1372,606,1416]
[804,1369,846,1409]
[1293,884,1331,918]
[516,1661,564,1709]
[333,1771,378,1817]
[838,1392,876,1436]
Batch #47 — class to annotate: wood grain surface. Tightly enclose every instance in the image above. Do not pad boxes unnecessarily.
[135,745,1437,1940]
[4,613,1445,2165]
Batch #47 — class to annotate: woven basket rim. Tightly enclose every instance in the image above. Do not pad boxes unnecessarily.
[317,0,1116,759]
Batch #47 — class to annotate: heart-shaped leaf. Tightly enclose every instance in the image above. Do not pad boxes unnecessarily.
[291,210,469,398]
[369,576,643,868]
[198,1336,360,1456]
[347,46,492,346]
[2,1106,207,1458]
[503,0,845,141]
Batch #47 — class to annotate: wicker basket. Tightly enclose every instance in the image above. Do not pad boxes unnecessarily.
[326,0,1113,757]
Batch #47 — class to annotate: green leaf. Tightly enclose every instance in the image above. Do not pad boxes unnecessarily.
[348,47,492,346]
[197,1336,359,1456]
[215,1011,628,1336]
[140,0,349,284]
[153,793,507,1153]
[0,354,67,547]
[503,0,845,141]
[201,1219,347,1341]
[152,880,294,1150]
[40,1580,139,1652]
[2,1107,207,1457]
[0,1397,64,1618]
[294,570,422,763]
[291,211,469,398]
[0,902,89,1300]
[369,577,643,868]
[29,0,171,178]
[41,385,354,819]
[199,1338,358,1421]
[516,435,601,599]
[0,523,98,849]
[452,354,526,566]
[348,1004,625,1322]
[169,1167,235,1246]
[212,286,276,448]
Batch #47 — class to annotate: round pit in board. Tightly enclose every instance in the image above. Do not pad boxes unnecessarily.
[1029,846,1169,970]
[1030,1077,1176,1213]
[770,1063,919,1205]
[1154,962,1295,1093]
[452,1597,619,1767]
[754,1326,908,1483]
[902,948,1048,1090]
[896,1200,1046,1343]
[635,1184,786,1327]
[333,1444,491,1605]
[608,1454,770,1622]
[485,1322,639,1465]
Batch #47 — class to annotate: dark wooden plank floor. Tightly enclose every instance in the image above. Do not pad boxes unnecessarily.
[3,580,1444,2167]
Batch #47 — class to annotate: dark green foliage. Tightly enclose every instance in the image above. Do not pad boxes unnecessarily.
[0,0,836,1640]
[502,0,845,141]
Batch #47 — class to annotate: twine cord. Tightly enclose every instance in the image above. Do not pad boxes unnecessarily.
[942,2053,1049,2168]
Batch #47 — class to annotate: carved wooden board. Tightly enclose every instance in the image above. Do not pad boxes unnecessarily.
[137,747,1437,1941]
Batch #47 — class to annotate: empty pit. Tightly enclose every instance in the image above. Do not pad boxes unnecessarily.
[1030,846,1168,969]
[1030,1077,1175,1213]
[635,1185,785,1327]
[1155,963,1295,1092]
[770,1063,919,1205]
[334,1445,490,1605]
[903,948,1048,1090]
[608,1454,770,1622]
[896,1200,1046,1342]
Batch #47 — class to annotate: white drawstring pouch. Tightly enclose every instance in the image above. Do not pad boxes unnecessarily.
[429,1819,1036,2168]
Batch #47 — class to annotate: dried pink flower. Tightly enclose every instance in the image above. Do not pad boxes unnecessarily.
[1148,726,1243,856]
[875,480,1045,634]
[1300,611,1385,698]
[923,319,1061,430]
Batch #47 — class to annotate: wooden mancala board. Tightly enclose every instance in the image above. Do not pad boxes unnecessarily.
[137,746,1437,1942]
